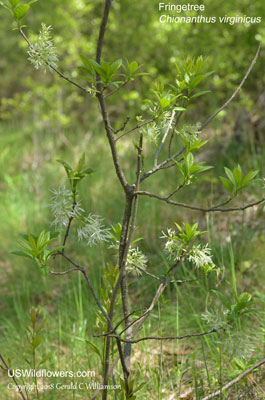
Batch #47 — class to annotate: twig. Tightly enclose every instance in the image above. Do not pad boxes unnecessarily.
[125,258,183,338]
[50,268,80,275]
[133,263,198,285]
[100,328,221,344]
[0,353,27,400]
[115,119,154,142]
[19,28,88,93]
[201,357,265,400]
[112,117,130,134]
[93,308,147,338]
[154,109,176,167]
[105,81,129,98]
[135,191,265,213]
[200,45,261,131]
[54,252,112,326]
[140,148,185,182]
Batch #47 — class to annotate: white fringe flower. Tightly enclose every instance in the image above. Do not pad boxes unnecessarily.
[49,185,84,227]
[160,228,182,261]
[77,214,111,246]
[126,247,148,276]
[188,244,215,270]
[28,23,58,71]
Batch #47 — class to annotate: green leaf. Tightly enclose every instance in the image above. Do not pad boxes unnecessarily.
[190,90,211,99]
[8,0,20,6]
[220,177,233,193]
[56,159,72,171]
[185,152,194,171]
[33,336,42,349]
[30,308,37,324]
[86,341,101,359]
[241,170,258,188]
[79,167,95,175]
[224,167,235,185]
[0,1,13,14]
[159,98,171,109]
[13,4,29,20]
[233,165,242,186]
[11,250,34,259]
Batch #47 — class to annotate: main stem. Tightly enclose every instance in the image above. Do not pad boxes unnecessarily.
[95,0,136,397]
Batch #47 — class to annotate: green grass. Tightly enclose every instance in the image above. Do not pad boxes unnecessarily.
[0,120,265,399]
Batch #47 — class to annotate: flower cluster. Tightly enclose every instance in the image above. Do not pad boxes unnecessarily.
[161,228,183,261]
[49,186,84,227]
[77,214,111,247]
[126,247,148,276]
[188,244,216,273]
[28,24,58,71]
[140,122,160,144]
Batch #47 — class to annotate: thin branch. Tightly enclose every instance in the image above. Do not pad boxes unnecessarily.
[93,308,147,338]
[133,263,198,285]
[201,357,265,400]
[154,109,176,167]
[105,81,129,98]
[200,45,261,131]
[122,258,183,338]
[135,191,265,213]
[101,328,221,344]
[50,268,80,275]
[140,148,185,183]
[54,252,112,326]
[0,353,27,400]
[115,119,154,142]
[19,28,88,93]
[111,117,130,134]
[166,184,184,199]
[96,0,113,64]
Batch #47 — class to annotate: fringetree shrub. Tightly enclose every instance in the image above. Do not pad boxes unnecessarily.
[0,0,264,399]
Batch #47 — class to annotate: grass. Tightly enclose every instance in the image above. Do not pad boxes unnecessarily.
[0,120,264,399]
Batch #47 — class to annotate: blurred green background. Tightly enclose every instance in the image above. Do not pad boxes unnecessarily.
[0,0,265,398]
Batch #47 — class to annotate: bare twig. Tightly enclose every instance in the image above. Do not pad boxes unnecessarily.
[100,327,221,344]
[132,263,198,285]
[140,148,185,182]
[54,252,112,326]
[19,29,88,93]
[0,353,27,400]
[105,81,129,98]
[201,357,265,400]
[124,258,183,338]
[200,45,261,131]
[112,117,130,134]
[115,119,154,142]
[93,308,147,338]
[50,268,80,275]
[135,191,265,213]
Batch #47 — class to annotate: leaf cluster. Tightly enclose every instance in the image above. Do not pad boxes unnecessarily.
[79,57,148,89]
[174,152,212,185]
[57,153,95,193]
[0,0,37,25]
[220,165,258,197]
[11,230,62,275]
